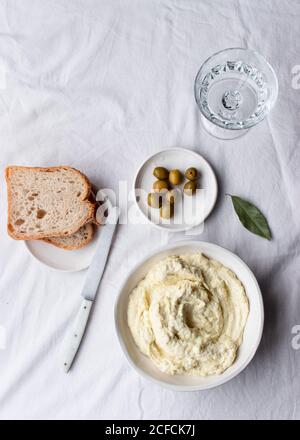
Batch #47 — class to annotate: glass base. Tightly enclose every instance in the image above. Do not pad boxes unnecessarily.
[201,115,249,140]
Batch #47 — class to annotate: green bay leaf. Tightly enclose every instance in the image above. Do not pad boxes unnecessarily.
[228,195,272,240]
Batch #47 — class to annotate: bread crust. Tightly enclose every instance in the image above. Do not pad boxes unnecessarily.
[89,189,103,226]
[5,166,96,240]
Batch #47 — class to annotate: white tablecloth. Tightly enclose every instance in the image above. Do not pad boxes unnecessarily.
[0,0,300,420]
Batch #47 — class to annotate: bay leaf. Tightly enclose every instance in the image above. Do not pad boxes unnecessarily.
[228,195,272,240]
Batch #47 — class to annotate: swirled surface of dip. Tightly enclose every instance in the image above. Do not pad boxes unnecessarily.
[127,253,249,376]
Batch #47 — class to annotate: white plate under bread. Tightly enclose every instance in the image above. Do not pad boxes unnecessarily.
[5,166,106,272]
[25,226,102,272]
[25,189,110,272]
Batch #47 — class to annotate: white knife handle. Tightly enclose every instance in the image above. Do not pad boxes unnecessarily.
[63,299,93,373]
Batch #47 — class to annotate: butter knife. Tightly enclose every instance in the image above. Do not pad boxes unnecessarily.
[62,206,119,372]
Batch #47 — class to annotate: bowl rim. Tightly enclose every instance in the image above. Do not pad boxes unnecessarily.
[114,240,264,391]
[194,46,279,131]
[133,147,218,232]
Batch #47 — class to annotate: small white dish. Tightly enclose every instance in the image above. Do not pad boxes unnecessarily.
[133,148,218,232]
[25,189,111,272]
[115,241,264,391]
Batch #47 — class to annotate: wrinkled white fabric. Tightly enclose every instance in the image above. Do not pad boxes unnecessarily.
[0,0,299,420]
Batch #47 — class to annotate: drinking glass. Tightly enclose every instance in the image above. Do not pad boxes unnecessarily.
[194,48,278,139]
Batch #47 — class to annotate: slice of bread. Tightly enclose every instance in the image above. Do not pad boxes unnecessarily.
[43,189,102,250]
[6,166,95,240]
[42,223,94,250]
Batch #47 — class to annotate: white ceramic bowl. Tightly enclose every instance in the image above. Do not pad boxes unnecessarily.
[133,148,218,232]
[115,241,264,391]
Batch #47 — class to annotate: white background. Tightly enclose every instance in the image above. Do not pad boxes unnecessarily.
[0,0,300,420]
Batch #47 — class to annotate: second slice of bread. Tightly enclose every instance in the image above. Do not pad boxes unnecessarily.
[43,223,94,250]
[6,166,95,240]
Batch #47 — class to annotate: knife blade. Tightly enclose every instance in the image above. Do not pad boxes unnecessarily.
[82,207,119,301]
[62,206,119,372]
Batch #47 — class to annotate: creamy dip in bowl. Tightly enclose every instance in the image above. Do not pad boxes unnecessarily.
[115,241,263,391]
[127,254,249,376]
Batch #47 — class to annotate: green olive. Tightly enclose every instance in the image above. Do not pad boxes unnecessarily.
[165,189,178,205]
[160,203,174,219]
[153,180,169,192]
[153,167,169,180]
[147,192,162,209]
[183,181,197,195]
[169,169,183,186]
[185,167,198,181]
